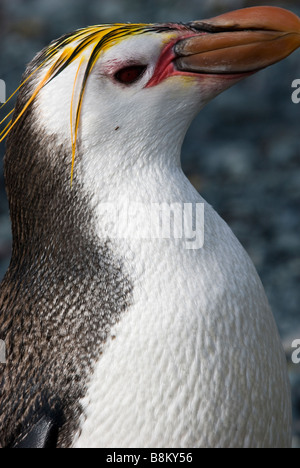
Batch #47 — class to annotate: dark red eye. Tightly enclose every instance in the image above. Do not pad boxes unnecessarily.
[115,65,147,85]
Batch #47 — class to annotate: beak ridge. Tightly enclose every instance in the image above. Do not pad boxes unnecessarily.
[175,6,300,75]
[189,6,300,34]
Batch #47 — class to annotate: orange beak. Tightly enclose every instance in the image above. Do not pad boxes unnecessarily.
[175,6,300,75]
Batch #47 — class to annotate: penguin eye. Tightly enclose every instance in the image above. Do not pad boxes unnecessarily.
[115,65,147,85]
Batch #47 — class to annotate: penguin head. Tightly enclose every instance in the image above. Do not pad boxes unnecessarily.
[34,26,210,177]
[27,7,300,182]
[2,7,299,182]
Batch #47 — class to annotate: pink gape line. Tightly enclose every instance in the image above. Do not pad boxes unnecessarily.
[145,34,201,88]
[145,33,256,88]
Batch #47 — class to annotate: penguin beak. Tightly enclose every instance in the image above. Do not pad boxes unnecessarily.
[175,6,300,75]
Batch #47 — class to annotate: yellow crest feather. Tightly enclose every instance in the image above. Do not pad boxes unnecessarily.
[0,23,169,185]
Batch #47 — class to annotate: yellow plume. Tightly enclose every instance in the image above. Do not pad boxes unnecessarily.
[0,23,170,183]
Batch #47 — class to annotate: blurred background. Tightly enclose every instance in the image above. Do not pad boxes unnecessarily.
[0,0,299,447]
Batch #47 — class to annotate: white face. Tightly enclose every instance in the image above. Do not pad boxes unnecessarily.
[35,30,242,180]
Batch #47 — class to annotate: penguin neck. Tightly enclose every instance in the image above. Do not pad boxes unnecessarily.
[79,135,204,255]
[78,101,197,204]
[80,131,190,205]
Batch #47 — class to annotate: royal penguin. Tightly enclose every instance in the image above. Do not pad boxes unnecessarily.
[0,6,299,448]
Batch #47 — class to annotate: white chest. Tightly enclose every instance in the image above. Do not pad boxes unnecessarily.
[73,182,291,448]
